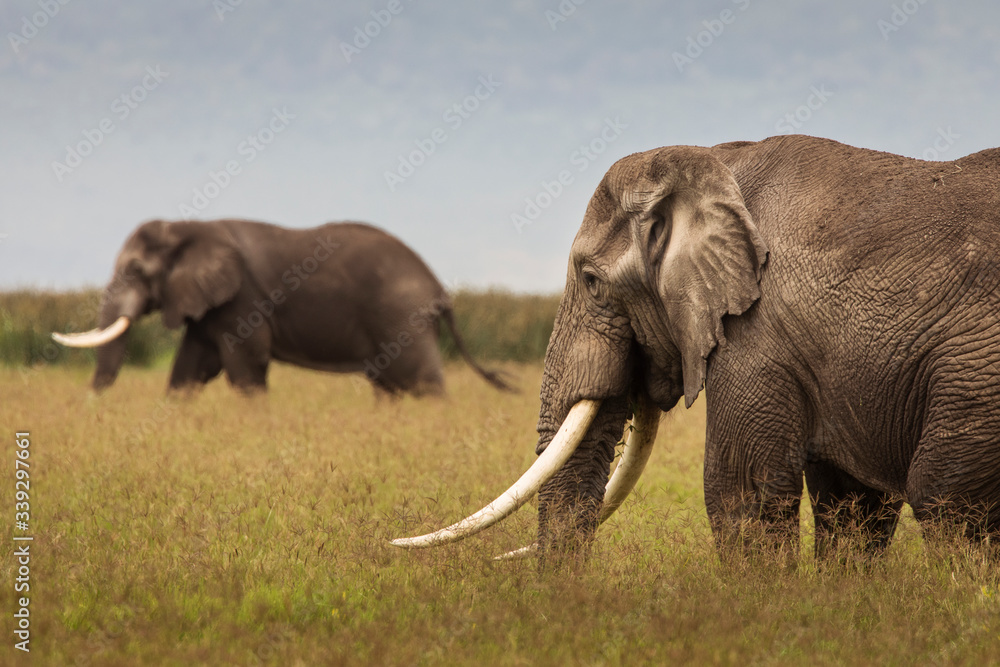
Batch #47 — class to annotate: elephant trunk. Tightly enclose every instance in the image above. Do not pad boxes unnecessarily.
[389,285,652,556]
[91,309,129,391]
[535,394,631,557]
[495,395,659,561]
[527,279,639,559]
[51,291,137,390]
[90,284,146,391]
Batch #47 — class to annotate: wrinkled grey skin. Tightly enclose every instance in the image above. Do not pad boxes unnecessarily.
[91,219,510,395]
[536,134,1000,560]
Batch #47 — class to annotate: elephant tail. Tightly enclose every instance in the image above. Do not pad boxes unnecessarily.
[440,307,517,393]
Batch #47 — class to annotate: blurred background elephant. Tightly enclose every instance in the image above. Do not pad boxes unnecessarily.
[54,219,511,396]
[395,134,1000,561]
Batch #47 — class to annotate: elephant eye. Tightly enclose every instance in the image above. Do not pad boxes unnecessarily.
[122,260,153,287]
[581,269,601,296]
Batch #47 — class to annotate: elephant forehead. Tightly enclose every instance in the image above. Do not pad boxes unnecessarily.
[130,219,169,245]
[572,145,720,260]
[607,145,735,198]
[580,154,667,229]
[603,147,679,190]
[569,187,635,264]
[115,243,148,270]
[571,216,631,264]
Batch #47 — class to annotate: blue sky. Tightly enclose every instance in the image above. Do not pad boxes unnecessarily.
[2,0,998,293]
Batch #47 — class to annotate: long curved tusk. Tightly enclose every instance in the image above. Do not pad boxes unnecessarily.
[495,396,660,560]
[492,544,536,560]
[391,399,601,549]
[597,396,660,523]
[51,316,131,348]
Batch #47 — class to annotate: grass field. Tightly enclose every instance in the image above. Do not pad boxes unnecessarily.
[1,362,998,665]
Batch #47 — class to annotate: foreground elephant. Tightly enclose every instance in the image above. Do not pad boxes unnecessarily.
[394,134,1000,560]
[54,219,511,395]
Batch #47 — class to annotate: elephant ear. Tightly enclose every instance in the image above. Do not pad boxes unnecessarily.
[636,149,769,408]
[161,223,243,329]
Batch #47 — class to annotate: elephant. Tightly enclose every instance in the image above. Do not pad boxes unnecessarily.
[393,134,1000,562]
[53,219,512,396]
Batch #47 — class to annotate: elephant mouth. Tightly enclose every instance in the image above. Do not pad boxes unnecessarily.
[51,316,131,348]
[390,393,660,556]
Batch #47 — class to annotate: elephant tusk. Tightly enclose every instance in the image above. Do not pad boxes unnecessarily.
[391,399,601,549]
[51,316,131,348]
[494,396,660,561]
[597,395,660,523]
[492,543,538,561]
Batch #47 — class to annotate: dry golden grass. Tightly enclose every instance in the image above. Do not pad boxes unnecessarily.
[1,362,998,665]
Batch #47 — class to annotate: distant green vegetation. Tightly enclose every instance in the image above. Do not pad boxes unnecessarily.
[441,290,560,362]
[0,289,179,368]
[0,289,560,368]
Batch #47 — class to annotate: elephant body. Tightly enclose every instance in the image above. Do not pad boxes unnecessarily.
[82,219,509,395]
[526,135,1000,557]
[701,138,1000,551]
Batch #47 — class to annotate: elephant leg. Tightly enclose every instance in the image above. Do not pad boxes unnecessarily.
[907,392,1000,549]
[370,378,400,401]
[805,460,902,561]
[169,327,223,391]
[217,329,271,393]
[372,332,445,397]
[703,367,808,562]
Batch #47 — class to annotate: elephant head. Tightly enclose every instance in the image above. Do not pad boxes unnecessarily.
[393,146,768,556]
[53,220,242,390]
